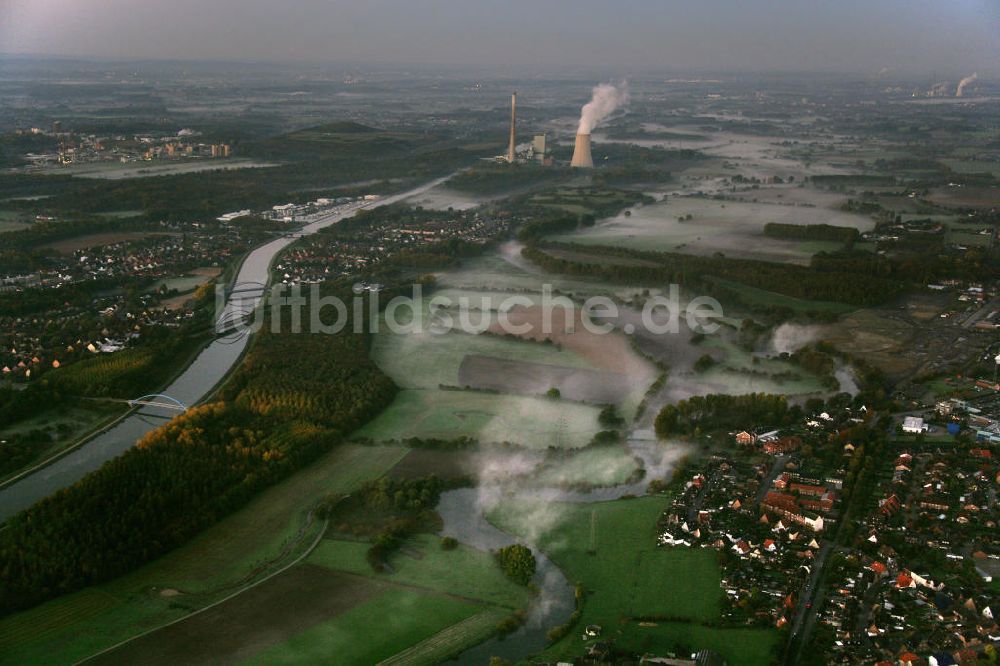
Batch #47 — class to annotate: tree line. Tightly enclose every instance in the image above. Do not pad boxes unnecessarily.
[763,222,859,243]
[522,243,905,307]
[654,393,798,438]
[0,286,398,613]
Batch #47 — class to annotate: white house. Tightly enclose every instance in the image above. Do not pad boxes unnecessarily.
[902,416,928,434]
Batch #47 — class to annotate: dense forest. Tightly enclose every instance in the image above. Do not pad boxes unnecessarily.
[522,243,906,307]
[447,163,568,194]
[518,212,595,242]
[813,245,1000,285]
[317,475,461,572]
[763,222,859,243]
[0,286,397,613]
[590,143,704,187]
[654,393,798,438]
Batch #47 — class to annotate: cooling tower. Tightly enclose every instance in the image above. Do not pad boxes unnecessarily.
[570,133,593,168]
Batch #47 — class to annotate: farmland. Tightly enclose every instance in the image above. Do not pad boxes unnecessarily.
[34,158,280,180]
[98,547,516,666]
[245,589,499,666]
[545,196,872,265]
[233,532,532,664]
[0,210,30,232]
[0,445,407,664]
[356,388,604,448]
[307,533,531,610]
[362,283,656,446]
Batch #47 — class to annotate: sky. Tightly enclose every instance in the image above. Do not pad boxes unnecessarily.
[2,0,999,76]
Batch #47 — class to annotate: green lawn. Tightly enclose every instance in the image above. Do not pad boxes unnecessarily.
[530,445,642,488]
[489,496,780,664]
[308,534,531,610]
[244,588,487,665]
[370,311,595,391]
[244,518,533,664]
[0,219,30,232]
[707,277,854,315]
[0,445,407,664]
[614,621,779,664]
[793,240,846,255]
[356,388,603,448]
[0,208,32,228]
[377,608,509,665]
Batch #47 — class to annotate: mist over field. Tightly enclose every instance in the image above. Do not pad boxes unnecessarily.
[2,0,999,663]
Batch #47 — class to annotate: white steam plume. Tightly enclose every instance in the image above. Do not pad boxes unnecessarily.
[577,81,630,135]
[770,323,821,355]
[957,73,978,97]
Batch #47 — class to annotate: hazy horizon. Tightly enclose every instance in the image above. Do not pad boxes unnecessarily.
[2,0,999,77]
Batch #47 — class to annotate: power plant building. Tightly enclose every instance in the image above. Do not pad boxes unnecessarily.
[532,134,547,162]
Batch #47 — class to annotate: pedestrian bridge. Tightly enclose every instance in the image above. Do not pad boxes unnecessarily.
[128,394,188,412]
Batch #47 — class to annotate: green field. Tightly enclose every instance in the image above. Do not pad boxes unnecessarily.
[530,445,642,488]
[308,534,531,610]
[546,197,871,266]
[437,250,665,302]
[376,609,510,665]
[696,335,832,396]
[490,496,779,664]
[529,187,645,217]
[370,313,595,391]
[243,532,533,664]
[0,218,30,232]
[0,445,407,664]
[149,274,215,294]
[356,388,603,448]
[245,588,491,666]
[707,277,855,315]
[0,208,31,222]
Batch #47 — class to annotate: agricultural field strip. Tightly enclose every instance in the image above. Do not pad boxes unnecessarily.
[375,609,508,666]
[74,515,331,665]
[0,588,118,648]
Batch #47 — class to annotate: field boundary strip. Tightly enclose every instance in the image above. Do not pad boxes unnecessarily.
[72,514,329,665]
[376,608,507,666]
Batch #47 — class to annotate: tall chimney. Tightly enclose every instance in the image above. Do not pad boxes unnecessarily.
[570,133,593,168]
[507,92,517,163]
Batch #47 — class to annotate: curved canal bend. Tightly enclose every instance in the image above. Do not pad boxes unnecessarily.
[0,175,454,522]
[443,431,683,664]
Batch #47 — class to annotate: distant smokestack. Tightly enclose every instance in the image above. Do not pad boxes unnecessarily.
[507,92,517,163]
[571,133,593,168]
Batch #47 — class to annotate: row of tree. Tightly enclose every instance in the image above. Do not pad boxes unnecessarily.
[523,243,905,307]
[654,393,797,438]
[763,222,859,243]
[0,289,399,613]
